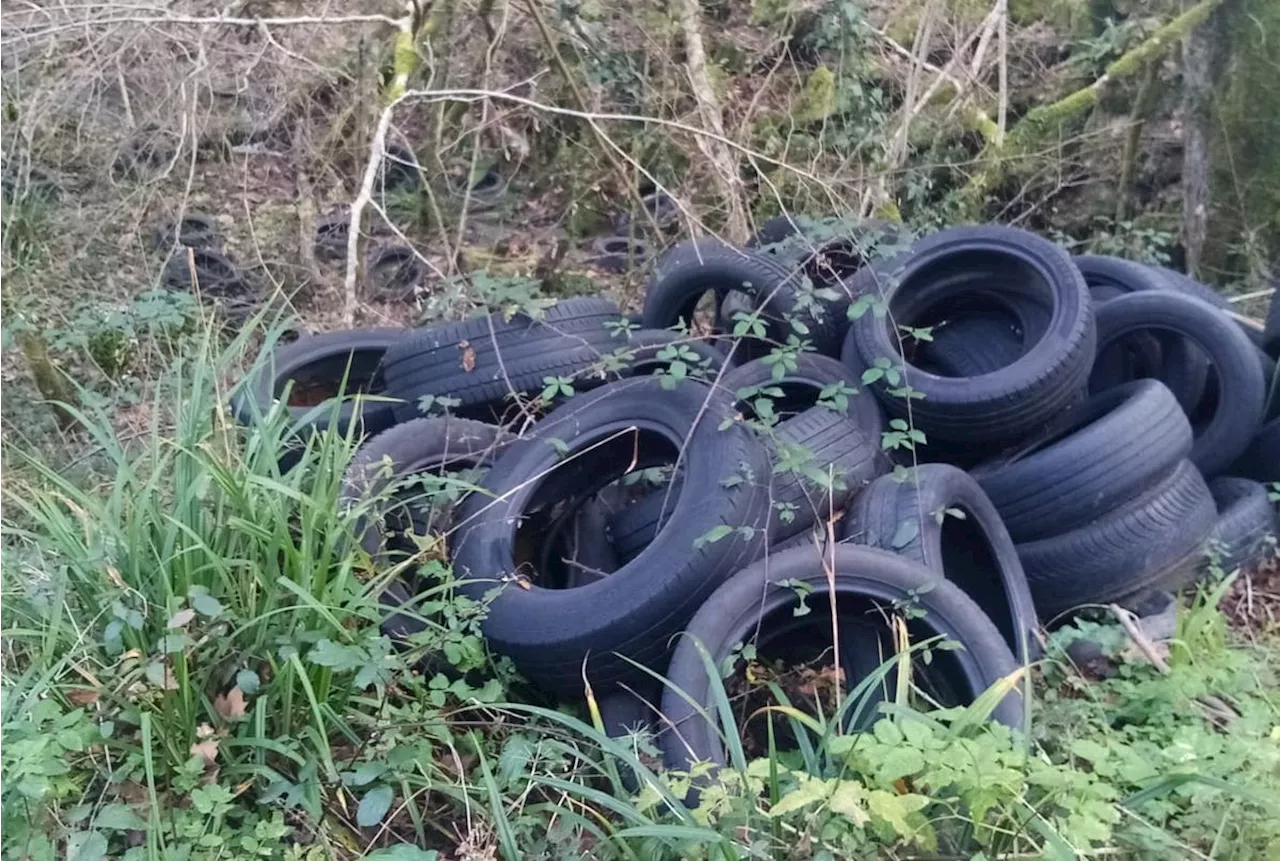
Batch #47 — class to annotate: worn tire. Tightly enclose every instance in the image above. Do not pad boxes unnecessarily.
[721,352,884,441]
[341,417,505,566]
[1230,418,1280,482]
[1203,477,1277,575]
[922,310,1029,378]
[1077,255,1208,408]
[642,238,816,356]
[230,328,405,467]
[1016,460,1216,619]
[450,377,772,693]
[971,380,1193,541]
[842,225,1095,442]
[768,406,889,540]
[660,544,1024,771]
[842,464,1039,661]
[1092,292,1266,477]
[382,298,622,422]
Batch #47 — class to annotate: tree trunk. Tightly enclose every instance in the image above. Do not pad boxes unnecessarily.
[1181,9,1224,277]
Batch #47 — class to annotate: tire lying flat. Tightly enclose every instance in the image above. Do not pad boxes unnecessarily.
[1015,459,1216,619]
[971,379,1193,541]
[842,225,1095,444]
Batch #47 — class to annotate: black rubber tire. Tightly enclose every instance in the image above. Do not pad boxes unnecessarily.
[366,245,426,302]
[379,143,423,193]
[341,417,505,566]
[842,464,1039,662]
[746,214,811,249]
[1203,477,1277,575]
[660,544,1024,771]
[1149,265,1230,310]
[768,406,889,541]
[1264,292,1280,359]
[971,379,1193,541]
[608,484,683,566]
[720,352,885,442]
[381,298,622,422]
[1230,417,1280,483]
[1092,291,1266,478]
[152,212,218,252]
[599,328,728,382]
[450,377,772,693]
[1077,255,1208,408]
[1015,460,1217,619]
[588,236,649,273]
[640,238,804,353]
[598,685,660,738]
[921,309,1028,378]
[842,225,1095,442]
[230,328,405,467]
[162,248,253,298]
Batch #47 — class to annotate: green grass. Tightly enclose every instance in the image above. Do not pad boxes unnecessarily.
[3,328,1280,860]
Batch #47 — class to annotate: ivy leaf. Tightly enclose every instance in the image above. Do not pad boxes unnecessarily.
[357,784,395,827]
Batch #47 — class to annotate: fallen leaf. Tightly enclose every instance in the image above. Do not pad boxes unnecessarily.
[167,608,196,629]
[214,686,247,721]
[458,340,476,373]
[67,688,100,706]
[190,737,219,766]
[106,565,126,590]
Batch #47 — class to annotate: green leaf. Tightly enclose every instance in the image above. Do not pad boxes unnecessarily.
[694,524,734,549]
[878,746,925,782]
[342,761,387,787]
[308,638,369,674]
[1071,738,1110,764]
[190,591,224,618]
[770,775,831,817]
[235,669,261,695]
[66,831,108,861]
[357,783,395,827]
[890,518,919,549]
[867,789,929,835]
[827,780,870,825]
[92,804,147,831]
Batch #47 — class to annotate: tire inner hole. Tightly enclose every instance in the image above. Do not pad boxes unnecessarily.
[279,348,388,407]
[728,594,976,756]
[513,428,681,589]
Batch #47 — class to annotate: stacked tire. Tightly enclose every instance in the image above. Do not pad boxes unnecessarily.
[227,218,1276,790]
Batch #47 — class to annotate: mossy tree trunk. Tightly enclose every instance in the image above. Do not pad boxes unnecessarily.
[957,0,1223,217]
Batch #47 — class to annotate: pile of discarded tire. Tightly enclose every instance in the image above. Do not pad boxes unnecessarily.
[233,221,1278,771]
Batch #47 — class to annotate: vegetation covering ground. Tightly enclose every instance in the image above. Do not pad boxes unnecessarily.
[3,1,1279,859]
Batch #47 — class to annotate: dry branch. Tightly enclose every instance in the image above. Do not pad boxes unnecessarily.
[674,0,750,243]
